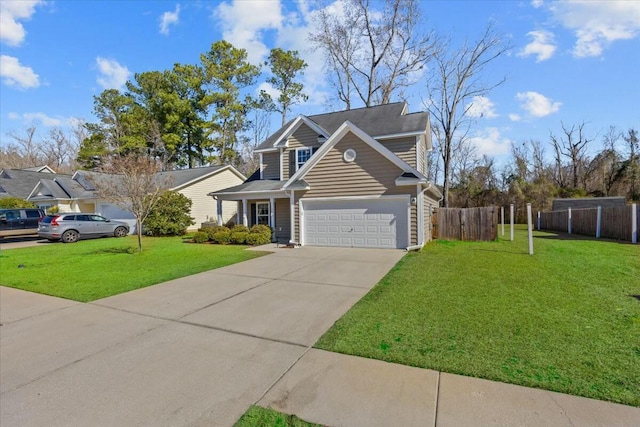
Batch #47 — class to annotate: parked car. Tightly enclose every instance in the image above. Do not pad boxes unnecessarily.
[0,208,46,238]
[38,213,130,243]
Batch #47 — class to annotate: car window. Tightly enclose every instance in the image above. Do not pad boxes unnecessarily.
[90,215,107,222]
[4,211,18,220]
[26,210,41,218]
[41,216,56,224]
[76,215,90,221]
[61,215,75,221]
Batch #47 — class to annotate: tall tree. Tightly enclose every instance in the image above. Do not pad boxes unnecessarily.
[261,48,308,126]
[200,40,260,164]
[426,24,509,207]
[624,128,639,200]
[310,0,436,109]
[549,121,592,191]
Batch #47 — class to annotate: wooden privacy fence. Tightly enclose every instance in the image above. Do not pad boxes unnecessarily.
[433,206,498,241]
[538,204,639,243]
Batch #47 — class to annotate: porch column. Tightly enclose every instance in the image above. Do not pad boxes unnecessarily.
[242,199,248,226]
[269,197,275,229]
[289,191,296,243]
[216,198,223,226]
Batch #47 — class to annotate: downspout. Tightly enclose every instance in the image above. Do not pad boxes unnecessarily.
[406,182,437,252]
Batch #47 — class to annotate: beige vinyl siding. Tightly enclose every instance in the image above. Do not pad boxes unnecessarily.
[77,202,95,212]
[381,137,417,168]
[177,169,244,229]
[423,195,439,242]
[283,124,322,180]
[274,198,290,242]
[262,152,280,179]
[294,132,418,246]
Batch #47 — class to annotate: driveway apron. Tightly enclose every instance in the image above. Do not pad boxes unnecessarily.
[0,246,404,426]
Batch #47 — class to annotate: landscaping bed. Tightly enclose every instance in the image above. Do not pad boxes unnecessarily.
[315,227,640,406]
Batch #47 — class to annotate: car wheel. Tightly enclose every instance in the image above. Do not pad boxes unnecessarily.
[114,226,127,238]
[61,230,79,243]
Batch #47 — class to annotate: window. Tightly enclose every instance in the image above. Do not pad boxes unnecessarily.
[296,147,313,170]
[25,210,41,218]
[90,215,107,222]
[256,202,269,226]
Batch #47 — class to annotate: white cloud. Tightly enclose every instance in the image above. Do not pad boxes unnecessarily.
[0,0,42,47]
[548,0,640,57]
[531,0,544,8]
[518,30,556,62]
[96,57,130,90]
[0,55,39,89]
[160,4,180,35]
[509,113,521,122]
[467,96,498,118]
[516,91,561,117]
[215,0,283,64]
[9,112,63,127]
[468,127,512,157]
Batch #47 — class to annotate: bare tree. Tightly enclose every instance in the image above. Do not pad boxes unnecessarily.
[310,0,437,109]
[240,107,271,176]
[549,122,593,190]
[39,127,77,172]
[92,153,172,252]
[426,23,509,206]
[5,126,41,167]
[624,128,639,200]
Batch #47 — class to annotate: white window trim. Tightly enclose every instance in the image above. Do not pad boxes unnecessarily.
[295,147,313,171]
[255,201,270,226]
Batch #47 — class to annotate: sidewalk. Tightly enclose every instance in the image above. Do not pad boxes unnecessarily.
[258,349,640,427]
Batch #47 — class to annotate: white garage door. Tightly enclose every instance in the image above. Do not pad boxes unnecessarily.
[302,198,409,249]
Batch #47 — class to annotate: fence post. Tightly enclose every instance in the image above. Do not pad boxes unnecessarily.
[527,203,534,255]
[537,211,541,230]
[632,203,638,244]
[501,206,505,236]
[510,204,514,241]
[596,206,602,238]
[568,208,572,234]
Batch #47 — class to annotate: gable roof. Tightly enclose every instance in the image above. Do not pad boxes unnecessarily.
[0,169,72,199]
[156,165,245,189]
[254,102,429,152]
[283,120,427,190]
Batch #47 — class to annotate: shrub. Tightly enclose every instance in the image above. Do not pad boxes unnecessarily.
[231,224,249,233]
[246,232,271,246]
[250,224,272,239]
[230,231,249,244]
[0,197,36,209]
[212,230,231,244]
[144,191,195,236]
[200,225,229,241]
[192,231,209,243]
[47,205,60,214]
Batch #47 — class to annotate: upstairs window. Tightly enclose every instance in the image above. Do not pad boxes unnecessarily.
[296,147,314,170]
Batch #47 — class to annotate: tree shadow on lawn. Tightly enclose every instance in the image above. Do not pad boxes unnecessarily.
[88,247,137,255]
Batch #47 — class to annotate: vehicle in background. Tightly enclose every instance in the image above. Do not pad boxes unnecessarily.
[0,208,46,238]
[38,213,130,243]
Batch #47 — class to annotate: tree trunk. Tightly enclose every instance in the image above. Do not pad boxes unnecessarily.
[137,218,143,252]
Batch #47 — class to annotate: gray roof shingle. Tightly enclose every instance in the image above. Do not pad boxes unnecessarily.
[255,102,429,151]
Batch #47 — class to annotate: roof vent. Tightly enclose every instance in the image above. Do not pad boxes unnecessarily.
[317,135,327,143]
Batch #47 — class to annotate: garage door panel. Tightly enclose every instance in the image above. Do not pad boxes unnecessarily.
[303,198,408,249]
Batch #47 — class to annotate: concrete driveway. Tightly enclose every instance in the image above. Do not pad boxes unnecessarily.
[0,245,404,426]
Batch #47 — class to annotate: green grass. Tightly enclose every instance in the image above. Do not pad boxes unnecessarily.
[315,227,640,407]
[0,236,267,302]
[234,406,323,427]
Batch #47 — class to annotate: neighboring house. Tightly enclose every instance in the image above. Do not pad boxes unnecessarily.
[2,165,244,231]
[552,197,626,211]
[210,102,442,250]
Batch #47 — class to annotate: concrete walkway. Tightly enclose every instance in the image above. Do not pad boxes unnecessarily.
[1,245,638,426]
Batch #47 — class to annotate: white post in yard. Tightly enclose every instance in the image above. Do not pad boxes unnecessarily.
[596,206,602,238]
[510,204,514,241]
[501,206,505,236]
[216,198,223,226]
[242,199,248,226]
[632,203,637,244]
[568,208,572,234]
[269,197,275,228]
[537,211,541,230]
[527,203,534,255]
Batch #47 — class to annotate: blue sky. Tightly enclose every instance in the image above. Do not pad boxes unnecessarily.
[1,0,639,167]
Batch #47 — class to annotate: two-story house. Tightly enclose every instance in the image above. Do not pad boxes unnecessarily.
[210,102,442,249]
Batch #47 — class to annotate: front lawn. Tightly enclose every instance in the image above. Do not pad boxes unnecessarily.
[0,236,267,302]
[234,406,322,427]
[315,227,640,406]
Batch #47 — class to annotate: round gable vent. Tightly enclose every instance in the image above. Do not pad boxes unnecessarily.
[343,148,357,163]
